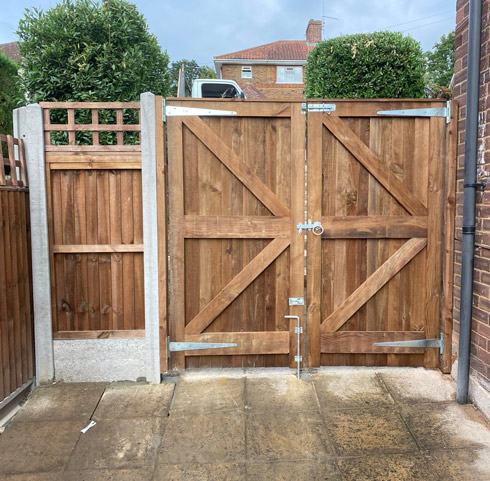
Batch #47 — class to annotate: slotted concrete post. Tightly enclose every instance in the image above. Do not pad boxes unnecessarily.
[140,92,161,383]
[13,104,54,385]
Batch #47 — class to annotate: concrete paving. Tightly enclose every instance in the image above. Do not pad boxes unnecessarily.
[1,367,490,480]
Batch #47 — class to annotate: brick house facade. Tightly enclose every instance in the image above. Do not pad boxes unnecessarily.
[453,0,490,416]
[214,20,321,99]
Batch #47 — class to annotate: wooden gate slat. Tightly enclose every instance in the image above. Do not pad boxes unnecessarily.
[183,215,290,238]
[321,238,427,333]
[182,116,290,217]
[322,115,428,217]
[184,331,289,356]
[321,331,426,353]
[321,216,428,238]
[184,237,290,335]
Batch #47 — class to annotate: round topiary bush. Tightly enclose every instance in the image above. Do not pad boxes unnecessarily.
[305,31,425,99]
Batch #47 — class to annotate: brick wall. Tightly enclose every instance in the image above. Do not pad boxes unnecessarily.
[221,64,305,99]
[453,0,490,394]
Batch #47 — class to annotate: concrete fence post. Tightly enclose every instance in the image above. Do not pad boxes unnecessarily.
[140,92,161,383]
[13,104,54,385]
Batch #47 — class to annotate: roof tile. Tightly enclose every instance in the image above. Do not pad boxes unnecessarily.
[215,40,313,61]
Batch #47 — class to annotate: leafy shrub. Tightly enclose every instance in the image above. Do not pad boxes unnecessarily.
[0,52,21,135]
[425,31,455,90]
[17,0,170,104]
[305,31,425,99]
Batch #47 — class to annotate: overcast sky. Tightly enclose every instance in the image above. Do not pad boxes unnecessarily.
[1,0,456,68]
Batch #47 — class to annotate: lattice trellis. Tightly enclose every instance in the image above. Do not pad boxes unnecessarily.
[0,134,27,187]
[40,102,141,152]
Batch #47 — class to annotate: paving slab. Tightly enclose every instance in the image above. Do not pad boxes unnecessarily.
[245,376,318,413]
[337,452,432,481]
[12,383,106,423]
[155,462,245,480]
[246,410,333,461]
[93,383,175,420]
[399,402,490,449]
[158,410,245,464]
[62,467,154,480]
[324,406,418,456]
[426,447,490,481]
[246,460,341,481]
[67,418,164,470]
[0,474,63,481]
[169,377,244,414]
[0,420,84,475]
[314,370,394,410]
[378,368,456,404]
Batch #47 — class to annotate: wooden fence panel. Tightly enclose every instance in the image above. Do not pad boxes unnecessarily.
[0,135,34,402]
[41,103,144,338]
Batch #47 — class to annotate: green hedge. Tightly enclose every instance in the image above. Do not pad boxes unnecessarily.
[17,0,170,104]
[305,31,425,99]
[0,53,21,135]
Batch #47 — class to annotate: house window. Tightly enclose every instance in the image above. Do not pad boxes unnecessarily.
[277,66,303,84]
[241,66,252,79]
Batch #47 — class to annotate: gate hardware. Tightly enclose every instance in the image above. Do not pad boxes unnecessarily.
[377,101,451,123]
[373,333,444,355]
[464,182,486,190]
[302,103,336,114]
[285,315,302,379]
[289,297,305,306]
[297,220,324,235]
[167,337,237,356]
[164,105,237,121]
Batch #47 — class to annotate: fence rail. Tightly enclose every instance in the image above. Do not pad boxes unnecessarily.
[0,134,34,402]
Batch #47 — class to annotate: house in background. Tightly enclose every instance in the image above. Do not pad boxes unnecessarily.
[0,42,21,63]
[213,19,321,99]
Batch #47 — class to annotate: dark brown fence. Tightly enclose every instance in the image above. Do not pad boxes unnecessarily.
[0,134,34,402]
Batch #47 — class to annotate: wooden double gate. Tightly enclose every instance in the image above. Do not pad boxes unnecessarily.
[165,98,456,371]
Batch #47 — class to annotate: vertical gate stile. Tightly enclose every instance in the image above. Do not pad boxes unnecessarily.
[425,116,445,368]
[167,116,185,370]
[306,109,323,367]
[289,102,307,368]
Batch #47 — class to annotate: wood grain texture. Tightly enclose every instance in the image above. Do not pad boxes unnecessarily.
[182,116,290,217]
[184,237,290,335]
[0,188,34,401]
[321,331,427,353]
[321,238,427,333]
[321,216,427,238]
[322,115,427,216]
[441,101,458,373]
[184,331,289,355]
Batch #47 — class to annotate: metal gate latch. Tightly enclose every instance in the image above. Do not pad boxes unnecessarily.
[297,219,324,235]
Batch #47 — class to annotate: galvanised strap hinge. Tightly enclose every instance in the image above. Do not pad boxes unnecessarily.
[163,102,237,121]
[377,101,451,124]
[373,333,444,355]
[167,337,237,357]
[302,103,336,114]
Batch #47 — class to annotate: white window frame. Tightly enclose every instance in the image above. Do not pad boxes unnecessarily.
[276,66,303,84]
[241,66,252,79]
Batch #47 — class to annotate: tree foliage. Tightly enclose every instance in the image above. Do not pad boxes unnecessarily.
[425,31,455,89]
[169,59,216,96]
[0,53,21,135]
[305,31,425,99]
[17,0,170,103]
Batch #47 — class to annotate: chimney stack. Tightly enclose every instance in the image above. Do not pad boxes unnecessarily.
[306,19,322,45]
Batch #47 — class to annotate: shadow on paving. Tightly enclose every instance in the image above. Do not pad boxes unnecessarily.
[0,368,490,480]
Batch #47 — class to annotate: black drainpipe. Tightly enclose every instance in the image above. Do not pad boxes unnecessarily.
[457,0,482,404]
